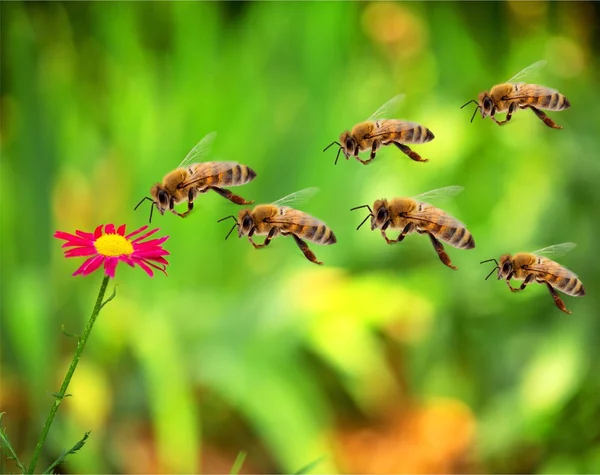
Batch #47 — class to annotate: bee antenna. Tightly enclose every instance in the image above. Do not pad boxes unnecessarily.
[480,259,500,281]
[134,196,154,211]
[355,214,372,231]
[217,215,239,240]
[334,147,342,165]
[217,215,237,223]
[460,99,478,109]
[470,105,481,123]
[323,141,341,152]
[350,204,373,213]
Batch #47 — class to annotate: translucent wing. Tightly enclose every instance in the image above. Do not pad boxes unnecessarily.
[272,187,319,207]
[412,186,464,203]
[503,84,559,100]
[365,120,423,138]
[530,242,576,259]
[267,208,327,227]
[525,260,579,279]
[178,131,217,169]
[506,60,547,84]
[404,203,466,228]
[367,94,406,121]
[178,161,240,188]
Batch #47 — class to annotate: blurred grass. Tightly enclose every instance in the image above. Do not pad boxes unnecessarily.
[1,1,600,473]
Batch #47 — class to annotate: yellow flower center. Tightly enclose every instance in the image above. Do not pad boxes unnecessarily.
[95,233,134,257]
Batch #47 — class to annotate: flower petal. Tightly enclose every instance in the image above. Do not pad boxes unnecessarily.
[144,260,168,276]
[134,258,155,277]
[131,228,160,243]
[94,225,104,239]
[73,255,105,276]
[105,224,116,234]
[65,247,98,258]
[75,230,95,240]
[104,257,118,278]
[117,224,126,236]
[134,236,170,248]
[126,225,148,239]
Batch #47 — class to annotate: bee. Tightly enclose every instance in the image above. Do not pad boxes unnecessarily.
[461,60,570,129]
[481,242,585,314]
[351,186,475,269]
[134,132,256,223]
[323,94,435,165]
[217,188,337,265]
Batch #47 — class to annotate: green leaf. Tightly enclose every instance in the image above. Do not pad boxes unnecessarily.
[229,451,247,474]
[294,455,325,474]
[42,431,91,474]
[0,413,27,473]
[100,285,118,310]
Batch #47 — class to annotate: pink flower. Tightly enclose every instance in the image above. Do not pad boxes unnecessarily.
[54,224,170,278]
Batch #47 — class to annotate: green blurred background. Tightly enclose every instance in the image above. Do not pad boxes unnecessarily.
[2,1,599,473]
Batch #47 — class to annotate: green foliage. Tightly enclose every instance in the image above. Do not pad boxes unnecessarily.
[1,1,599,473]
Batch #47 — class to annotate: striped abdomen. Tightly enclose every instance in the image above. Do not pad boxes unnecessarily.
[285,223,337,245]
[195,163,257,188]
[421,222,475,249]
[535,267,585,297]
[515,84,571,111]
[214,164,256,187]
[529,93,570,111]
[396,124,435,144]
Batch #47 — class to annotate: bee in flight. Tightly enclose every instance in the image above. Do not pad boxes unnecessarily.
[217,188,337,265]
[461,60,570,129]
[351,186,475,269]
[323,94,435,165]
[134,132,256,223]
[481,242,585,314]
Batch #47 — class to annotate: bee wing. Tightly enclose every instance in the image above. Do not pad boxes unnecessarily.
[366,120,422,138]
[504,84,559,100]
[411,186,464,203]
[526,256,579,279]
[272,187,319,207]
[367,94,406,121]
[177,131,217,169]
[530,242,577,259]
[178,161,239,188]
[267,208,326,227]
[405,202,466,228]
[506,60,547,84]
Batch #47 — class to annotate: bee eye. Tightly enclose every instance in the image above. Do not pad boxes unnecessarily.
[158,190,168,206]
[243,215,253,230]
[377,208,387,221]
[502,262,511,273]
[345,137,354,150]
[483,97,493,111]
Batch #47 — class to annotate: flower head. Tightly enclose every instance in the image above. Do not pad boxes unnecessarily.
[55,224,170,278]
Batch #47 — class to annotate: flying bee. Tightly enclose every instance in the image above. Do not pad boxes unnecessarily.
[481,242,585,314]
[218,188,337,265]
[351,186,475,269]
[323,94,435,165]
[461,60,570,129]
[134,132,257,223]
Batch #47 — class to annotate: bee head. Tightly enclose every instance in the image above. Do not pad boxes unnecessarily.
[237,209,255,237]
[371,200,389,231]
[339,131,356,159]
[497,254,514,280]
[149,184,170,215]
[478,92,494,118]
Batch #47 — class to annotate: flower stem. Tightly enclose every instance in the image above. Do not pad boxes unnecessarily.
[27,275,110,474]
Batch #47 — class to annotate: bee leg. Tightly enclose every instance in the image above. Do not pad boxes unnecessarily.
[523,105,563,129]
[177,189,195,218]
[382,223,413,244]
[426,232,457,270]
[545,282,572,314]
[509,273,534,293]
[251,227,277,249]
[393,143,429,163]
[358,140,379,165]
[496,103,517,126]
[291,234,323,265]
[209,186,254,205]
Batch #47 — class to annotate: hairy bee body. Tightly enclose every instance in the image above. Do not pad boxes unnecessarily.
[382,198,474,250]
[500,253,585,297]
[228,196,336,265]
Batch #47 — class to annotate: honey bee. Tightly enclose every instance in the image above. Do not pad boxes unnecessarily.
[481,242,585,314]
[323,94,435,165]
[351,186,475,269]
[218,188,337,265]
[134,132,256,223]
[461,60,570,129]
